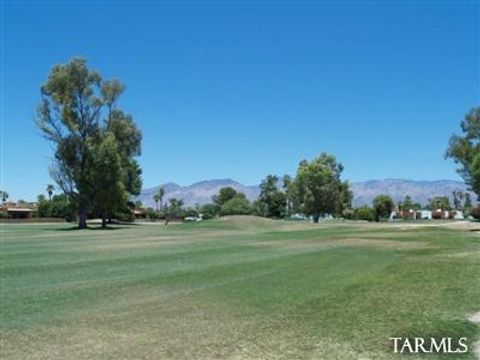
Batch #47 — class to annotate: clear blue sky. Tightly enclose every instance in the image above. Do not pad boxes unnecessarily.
[1,1,479,201]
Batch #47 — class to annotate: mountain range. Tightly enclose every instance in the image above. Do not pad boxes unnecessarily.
[134,178,476,209]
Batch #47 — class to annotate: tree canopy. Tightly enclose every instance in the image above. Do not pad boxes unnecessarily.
[36,58,142,228]
[212,187,238,207]
[373,195,394,221]
[0,191,8,203]
[446,106,480,199]
[258,175,287,218]
[219,193,251,216]
[294,153,351,222]
[428,196,451,211]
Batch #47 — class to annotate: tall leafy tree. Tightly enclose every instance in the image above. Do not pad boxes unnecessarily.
[398,195,420,212]
[91,133,127,228]
[36,58,142,228]
[258,175,286,218]
[212,187,238,207]
[373,195,394,221]
[337,181,353,216]
[446,106,480,199]
[428,196,451,211]
[282,174,302,216]
[294,153,350,223]
[399,195,413,211]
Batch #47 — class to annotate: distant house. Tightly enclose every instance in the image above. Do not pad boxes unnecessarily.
[0,201,36,219]
[389,209,463,221]
[133,209,146,219]
[390,210,417,220]
[416,210,432,220]
[6,208,33,219]
[450,210,464,220]
[432,210,449,220]
[0,201,17,210]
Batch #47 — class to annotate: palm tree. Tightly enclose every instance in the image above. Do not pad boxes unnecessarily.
[158,187,165,210]
[153,194,160,211]
[0,190,8,203]
[46,184,55,201]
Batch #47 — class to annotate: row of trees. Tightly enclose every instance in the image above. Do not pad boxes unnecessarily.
[30,58,480,228]
[142,152,479,223]
[141,153,351,223]
[397,192,474,213]
[183,187,478,224]
[222,153,352,223]
[143,153,352,223]
[346,193,479,222]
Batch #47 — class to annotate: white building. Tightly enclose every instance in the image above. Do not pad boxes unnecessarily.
[418,210,432,220]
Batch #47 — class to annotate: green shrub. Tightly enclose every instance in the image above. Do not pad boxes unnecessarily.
[201,213,214,220]
[354,206,375,221]
[184,208,199,218]
[36,194,76,220]
[219,195,251,216]
[199,203,219,217]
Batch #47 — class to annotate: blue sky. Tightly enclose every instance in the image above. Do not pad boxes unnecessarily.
[1,1,479,201]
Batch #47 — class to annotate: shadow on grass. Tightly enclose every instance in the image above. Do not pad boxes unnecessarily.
[52,223,142,231]
[53,226,125,231]
[47,219,143,231]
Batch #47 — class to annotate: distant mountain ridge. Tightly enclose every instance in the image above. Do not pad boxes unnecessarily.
[135,179,260,208]
[134,178,476,208]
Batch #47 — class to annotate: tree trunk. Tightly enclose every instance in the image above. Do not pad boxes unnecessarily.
[102,212,107,229]
[313,214,320,223]
[78,208,87,229]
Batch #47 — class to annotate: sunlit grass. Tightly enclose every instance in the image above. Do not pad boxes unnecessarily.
[1,217,479,359]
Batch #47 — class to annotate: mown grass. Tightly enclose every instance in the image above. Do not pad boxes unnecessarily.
[1,217,479,359]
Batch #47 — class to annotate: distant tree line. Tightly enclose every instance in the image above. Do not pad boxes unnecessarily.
[28,58,480,226]
[141,153,354,223]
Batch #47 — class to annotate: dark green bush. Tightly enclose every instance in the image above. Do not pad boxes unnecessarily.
[354,206,375,221]
[37,194,76,220]
[219,195,251,216]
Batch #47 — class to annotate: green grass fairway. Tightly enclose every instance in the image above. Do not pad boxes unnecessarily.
[2,217,480,359]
